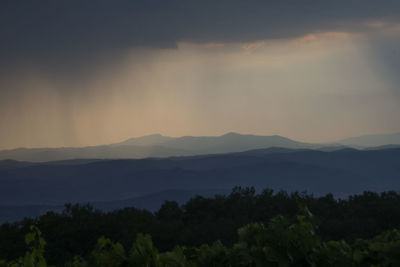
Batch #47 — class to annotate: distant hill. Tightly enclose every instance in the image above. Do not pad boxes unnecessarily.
[0,160,34,171]
[0,189,230,223]
[111,133,174,147]
[0,133,315,162]
[161,132,313,154]
[339,133,400,147]
[2,132,400,162]
[0,145,192,162]
[1,146,400,222]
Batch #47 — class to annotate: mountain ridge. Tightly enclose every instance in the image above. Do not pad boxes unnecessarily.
[338,132,400,147]
[2,131,400,162]
[0,133,314,162]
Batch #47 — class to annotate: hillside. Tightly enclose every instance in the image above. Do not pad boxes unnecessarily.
[1,146,400,222]
[339,132,400,147]
[0,133,314,162]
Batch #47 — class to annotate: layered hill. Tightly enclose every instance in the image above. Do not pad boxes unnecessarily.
[0,133,315,162]
[1,146,400,222]
[338,132,400,148]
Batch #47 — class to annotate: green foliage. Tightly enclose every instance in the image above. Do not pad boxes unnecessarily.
[4,225,47,267]
[66,256,88,267]
[90,237,126,267]
[159,247,195,267]
[128,233,161,266]
[352,229,400,266]
[3,188,400,266]
[236,206,321,266]
[3,205,400,267]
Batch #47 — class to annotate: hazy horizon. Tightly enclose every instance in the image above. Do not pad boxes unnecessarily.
[1,1,400,149]
[1,130,400,150]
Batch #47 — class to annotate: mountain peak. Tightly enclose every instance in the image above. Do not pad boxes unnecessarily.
[114,134,173,147]
[222,132,242,137]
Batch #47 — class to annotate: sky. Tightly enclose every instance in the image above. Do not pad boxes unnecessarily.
[1,0,400,149]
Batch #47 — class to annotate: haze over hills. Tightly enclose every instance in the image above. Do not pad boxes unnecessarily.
[338,133,400,148]
[2,132,400,162]
[0,132,316,162]
[1,131,400,222]
[111,134,175,147]
[1,146,400,222]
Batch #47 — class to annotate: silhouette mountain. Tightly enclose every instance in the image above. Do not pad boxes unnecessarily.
[111,134,174,147]
[339,133,400,147]
[0,133,315,162]
[161,132,312,154]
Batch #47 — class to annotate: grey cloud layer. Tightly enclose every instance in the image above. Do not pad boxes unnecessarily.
[1,0,400,64]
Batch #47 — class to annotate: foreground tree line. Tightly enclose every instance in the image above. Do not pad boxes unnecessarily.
[1,187,400,265]
[2,204,400,266]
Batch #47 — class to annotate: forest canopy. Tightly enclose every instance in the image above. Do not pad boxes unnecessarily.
[1,187,400,266]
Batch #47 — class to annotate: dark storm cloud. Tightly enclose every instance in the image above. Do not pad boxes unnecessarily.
[1,0,400,66]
